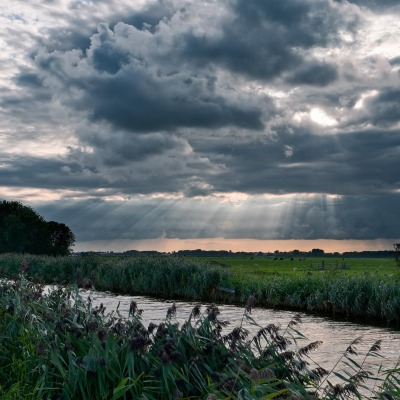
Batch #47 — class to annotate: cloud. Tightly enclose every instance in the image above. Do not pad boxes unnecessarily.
[1,0,400,245]
[190,127,400,196]
[344,0,400,11]
[34,22,267,133]
[2,122,398,200]
[287,63,338,86]
[25,0,362,139]
[36,0,173,53]
[363,89,400,126]
[0,125,223,196]
[31,193,400,242]
[181,0,358,85]
[283,145,294,158]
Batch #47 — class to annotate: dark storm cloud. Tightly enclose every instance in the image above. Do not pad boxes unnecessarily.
[79,132,187,166]
[189,127,400,196]
[363,89,400,126]
[31,0,361,136]
[14,71,44,89]
[33,193,400,242]
[0,129,220,195]
[81,67,264,132]
[0,153,105,189]
[115,1,173,33]
[35,22,266,132]
[287,63,338,86]
[2,122,398,200]
[41,0,173,52]
[63,129,223,195]
[181,0,357,84]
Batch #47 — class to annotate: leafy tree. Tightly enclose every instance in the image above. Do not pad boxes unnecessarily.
[46,221,75,256]
[311,248,325,256]
[0,200,75,255]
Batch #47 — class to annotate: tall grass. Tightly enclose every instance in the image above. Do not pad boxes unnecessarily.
[2,254,400,324]
[230,271,400,324]
[0,254,228,301]
[1,275,400,399]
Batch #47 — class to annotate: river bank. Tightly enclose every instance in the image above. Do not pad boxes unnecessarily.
[1,253,400,326]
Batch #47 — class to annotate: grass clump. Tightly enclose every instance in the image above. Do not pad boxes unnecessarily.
[1,275,400,399]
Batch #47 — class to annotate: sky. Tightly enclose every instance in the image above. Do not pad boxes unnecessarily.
[1,0,399,253]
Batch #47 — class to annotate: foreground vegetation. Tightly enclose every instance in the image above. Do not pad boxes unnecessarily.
[1,275,400,399]
[1,254,400,325]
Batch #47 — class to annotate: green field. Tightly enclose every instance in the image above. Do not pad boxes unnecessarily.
[207,256,398,281]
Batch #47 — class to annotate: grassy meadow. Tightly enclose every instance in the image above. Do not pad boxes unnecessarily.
[207,256,398,280]
[1,275,400,399]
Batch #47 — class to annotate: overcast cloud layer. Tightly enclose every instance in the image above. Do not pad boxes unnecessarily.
[1,0,399,246]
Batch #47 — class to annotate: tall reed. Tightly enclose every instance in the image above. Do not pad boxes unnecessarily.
[0,253,228,301]
[230,271,400,324]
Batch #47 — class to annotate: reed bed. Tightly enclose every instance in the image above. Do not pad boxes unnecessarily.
[231,272,400,324]
[1,254,400,324]
[1,275,400,399]
[0,254,227,301]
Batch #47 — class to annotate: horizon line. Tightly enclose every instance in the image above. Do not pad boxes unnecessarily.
[73,238,400,254]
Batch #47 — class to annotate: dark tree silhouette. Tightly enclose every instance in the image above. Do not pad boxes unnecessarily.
[0,200,75,255]
[311,248,325,256]
[46,221,75,256]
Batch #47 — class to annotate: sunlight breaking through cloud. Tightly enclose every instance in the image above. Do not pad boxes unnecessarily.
[310,108,337,127]
[0,0,399,250]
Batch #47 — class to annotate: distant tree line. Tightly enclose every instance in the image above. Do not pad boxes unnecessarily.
[0,200,75,256]
[83,248,397,258]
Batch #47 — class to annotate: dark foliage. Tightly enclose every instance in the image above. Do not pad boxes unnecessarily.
[0,200,75,255]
